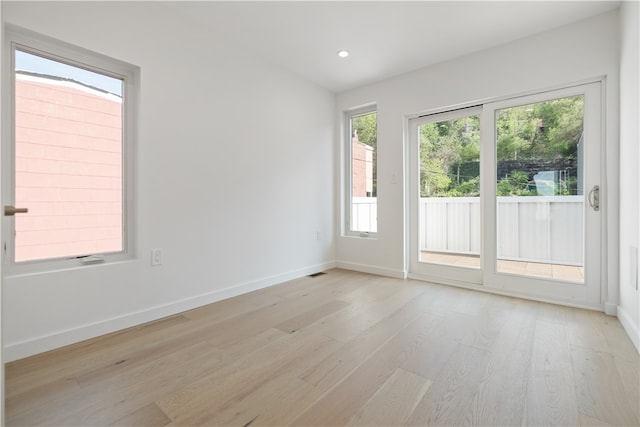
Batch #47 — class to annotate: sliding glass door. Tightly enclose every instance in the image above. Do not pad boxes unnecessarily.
[409,83,603,307]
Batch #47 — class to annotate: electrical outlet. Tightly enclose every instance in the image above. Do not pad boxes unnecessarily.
[151,248,163,266]
[316,231,322,241]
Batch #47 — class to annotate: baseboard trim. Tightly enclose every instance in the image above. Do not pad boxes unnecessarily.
[4,261,336,362]
[335,261,405,279]
[617,305,640,353]
[604,301,618,316]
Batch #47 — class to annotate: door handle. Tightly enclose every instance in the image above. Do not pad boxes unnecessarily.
[4,206,28,216]
[588,185,600,211]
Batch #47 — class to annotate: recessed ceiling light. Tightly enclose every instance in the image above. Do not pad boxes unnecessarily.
[337,50,349,58]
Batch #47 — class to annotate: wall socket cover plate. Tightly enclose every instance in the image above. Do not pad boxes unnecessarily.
[151,248,162,266]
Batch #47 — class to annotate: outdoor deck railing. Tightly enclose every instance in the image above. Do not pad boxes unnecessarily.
[352,196,583,265]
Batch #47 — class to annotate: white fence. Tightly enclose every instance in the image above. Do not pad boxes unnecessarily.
[351,196,583,265]
[420,196,583,265]
[420,197,481,256]
[351,197,377,233]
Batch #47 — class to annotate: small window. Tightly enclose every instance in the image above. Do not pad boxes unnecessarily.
[345,106,377,236]
[4,28,137,269]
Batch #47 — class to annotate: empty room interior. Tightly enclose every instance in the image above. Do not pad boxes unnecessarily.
[1,1,639,426]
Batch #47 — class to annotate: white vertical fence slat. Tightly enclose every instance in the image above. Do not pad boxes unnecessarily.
[497,200,519,258]
[550,200,583,263]
[515,199,550,261]
[351,197,377,233]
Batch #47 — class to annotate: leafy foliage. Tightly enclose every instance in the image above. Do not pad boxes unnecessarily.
[352,112,377,196]
[497,171,536,196]
[496,96,583,161]
[420,96,584,197]
[420,115,480,197]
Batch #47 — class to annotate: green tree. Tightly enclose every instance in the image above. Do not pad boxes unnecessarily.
[539,97,584,157]
[421,158,451,196]
[497,171,537,196]
[352,112,377,196]
[420,115,480,197]
[496,96,584,161]
[416,96,583,198]
[446,176,479,197]
[352,113,377,148]
[495,96,583,196]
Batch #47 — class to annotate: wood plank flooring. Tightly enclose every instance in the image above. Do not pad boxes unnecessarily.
[5,269,639,426]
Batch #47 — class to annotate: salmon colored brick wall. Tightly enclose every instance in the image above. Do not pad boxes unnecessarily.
[14,74,123,262]
[352,132,373,198]
[352,138,367,197]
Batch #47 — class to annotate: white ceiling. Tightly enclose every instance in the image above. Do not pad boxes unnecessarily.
[168,1,620,93]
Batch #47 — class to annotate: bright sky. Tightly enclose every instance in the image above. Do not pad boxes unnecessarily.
[15,49,123,97]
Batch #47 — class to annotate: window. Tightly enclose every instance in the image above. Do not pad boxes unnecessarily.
[3,28,137,269]
[345,106,377,236]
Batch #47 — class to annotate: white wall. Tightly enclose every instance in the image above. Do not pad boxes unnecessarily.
[618,1,640,352]
[1,2,336,361]
[336,12,620,307]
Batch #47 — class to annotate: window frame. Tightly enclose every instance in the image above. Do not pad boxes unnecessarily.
[2,26,137,274]
[344,104,378,238]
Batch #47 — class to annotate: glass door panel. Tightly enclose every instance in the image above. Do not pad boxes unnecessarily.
[419,113,481,269]
[494,96,585,283]
[408,107,483,286]
[483,82,602,308]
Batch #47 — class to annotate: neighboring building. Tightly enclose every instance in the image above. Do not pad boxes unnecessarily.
[14,71,123,261]
[351,129,373,197]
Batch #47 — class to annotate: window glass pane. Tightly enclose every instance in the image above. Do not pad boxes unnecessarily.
[495,95,584,282]
[14,49,124,262]
[418,114,481,268]
[350,111,377,233]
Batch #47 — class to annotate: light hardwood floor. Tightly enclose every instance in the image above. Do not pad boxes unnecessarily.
[6,269,639,426]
